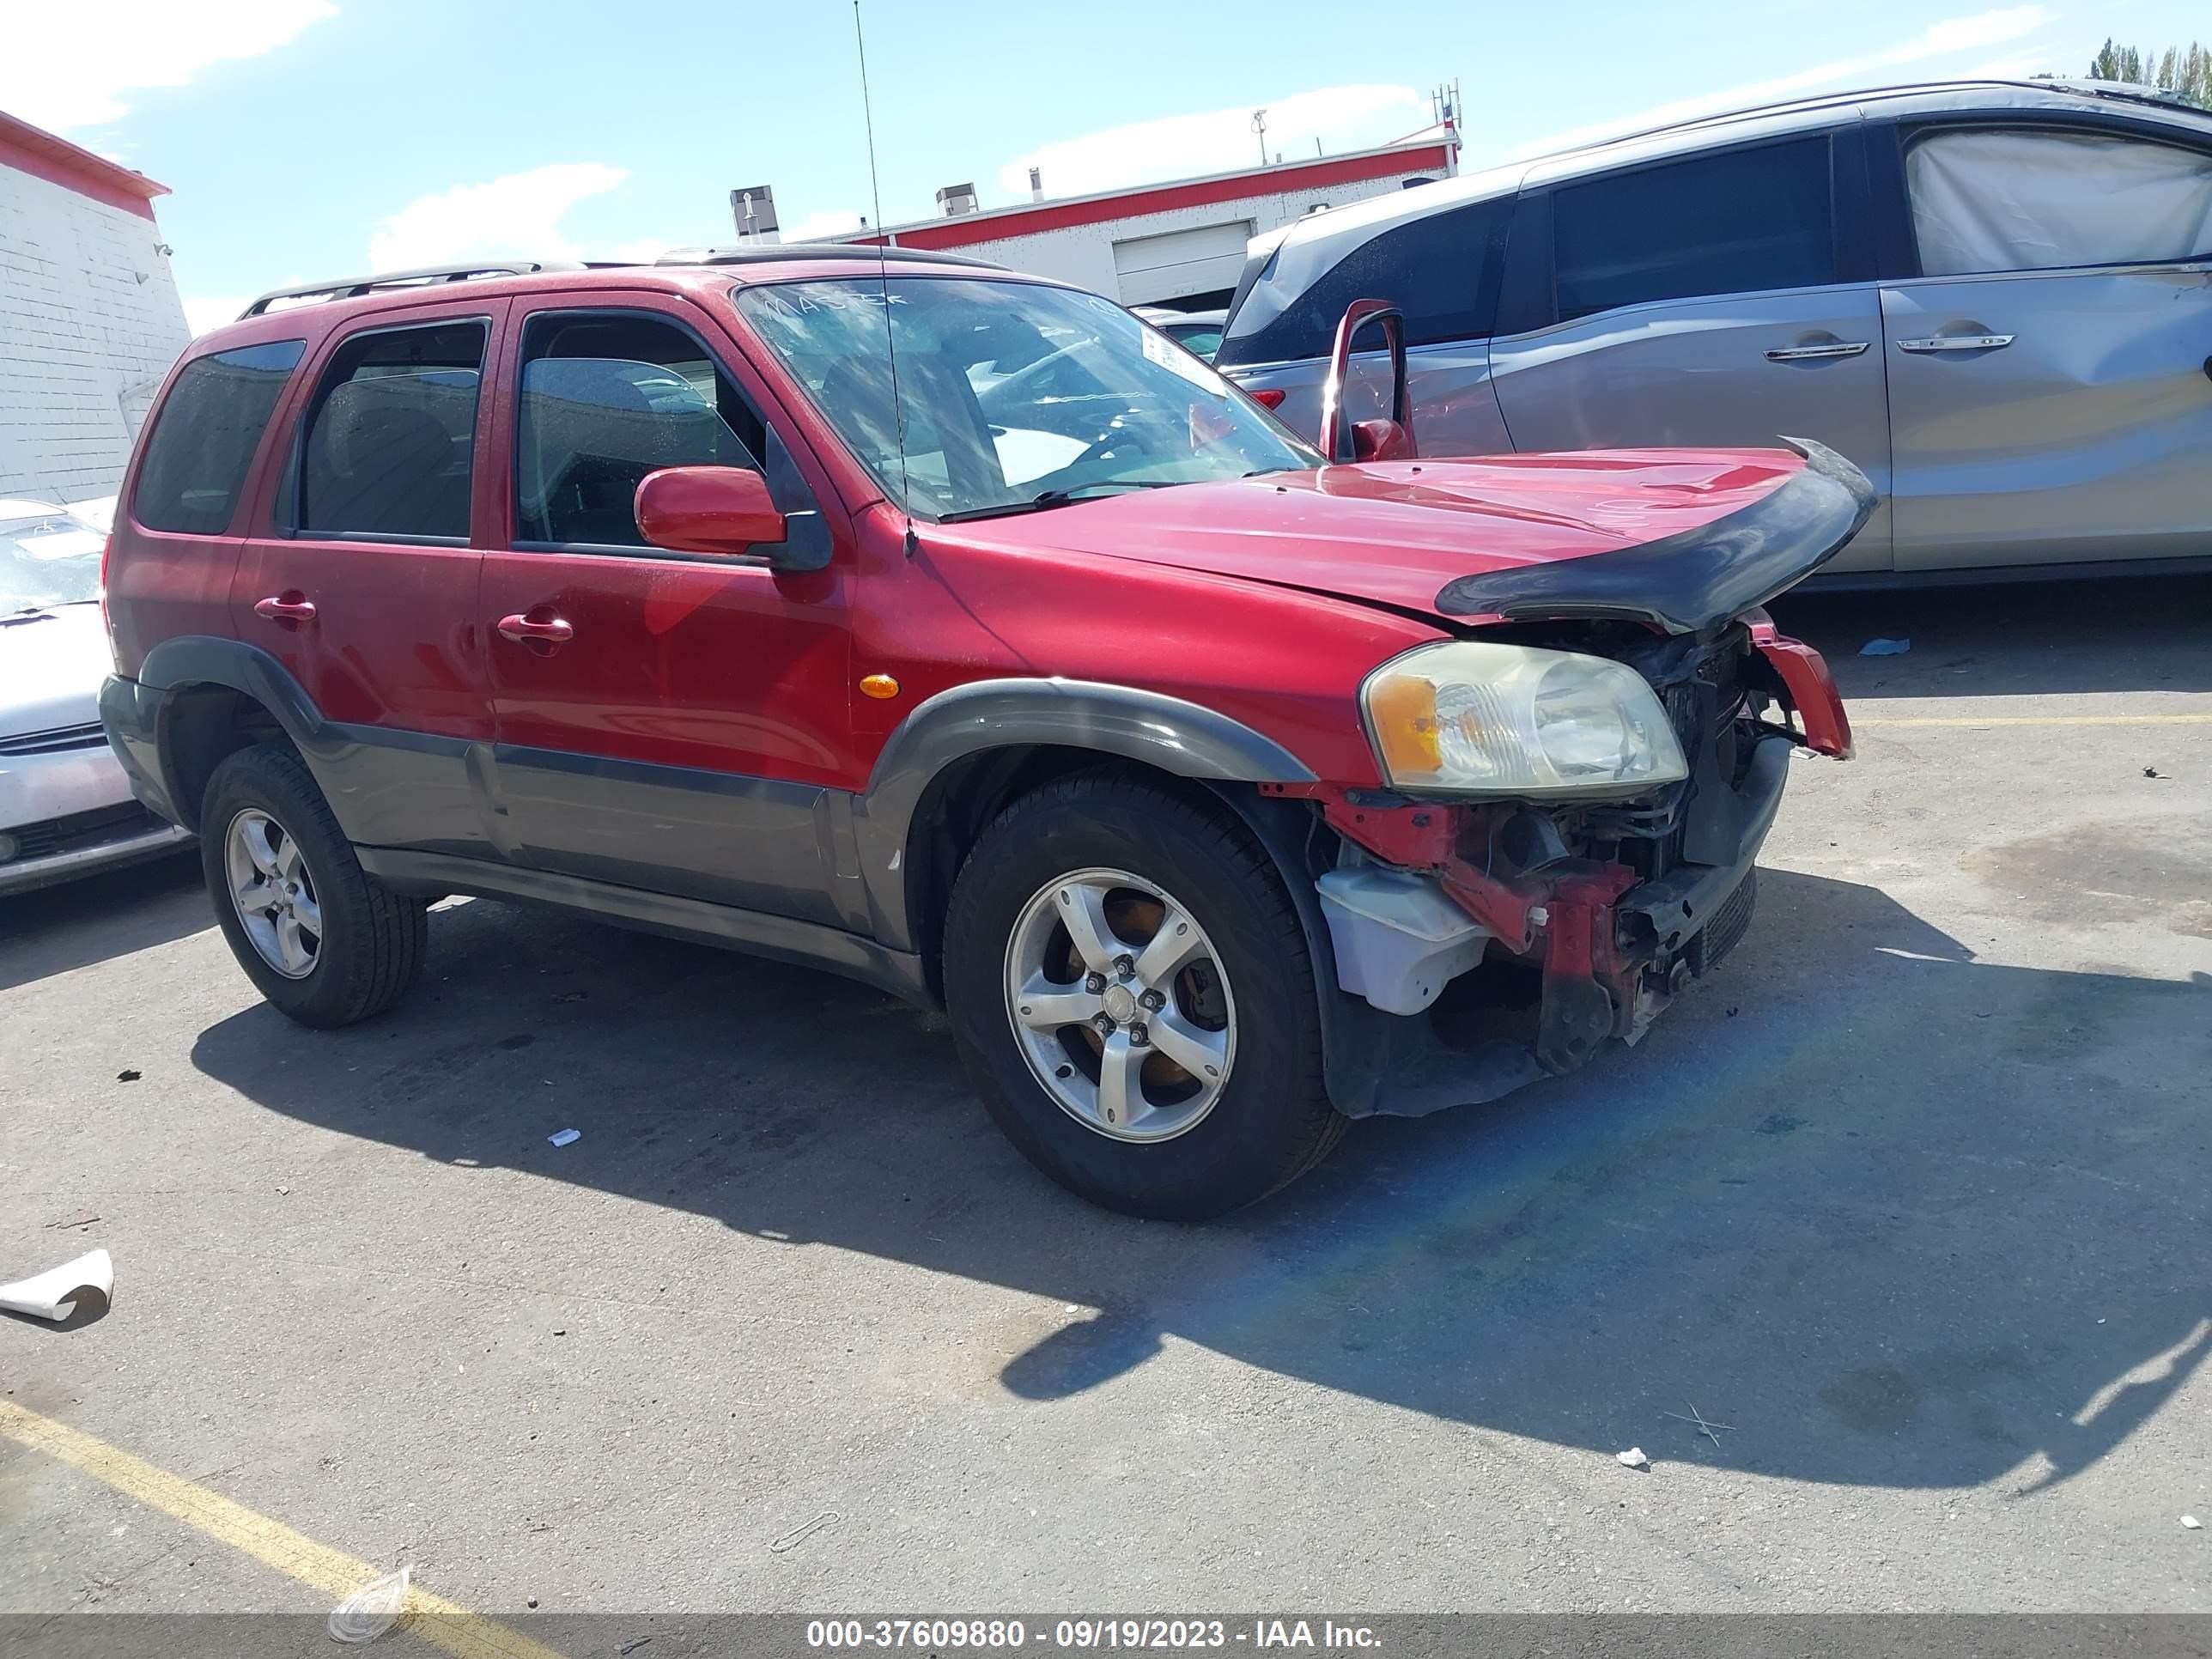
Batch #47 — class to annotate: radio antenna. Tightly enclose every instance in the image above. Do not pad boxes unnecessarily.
[851,0,915,551]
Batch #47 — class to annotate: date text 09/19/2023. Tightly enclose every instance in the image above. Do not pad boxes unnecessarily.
[805,1619,1383,1650]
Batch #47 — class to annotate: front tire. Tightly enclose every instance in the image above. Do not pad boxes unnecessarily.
[200,743,428,1028]
[943,772,1345,1219]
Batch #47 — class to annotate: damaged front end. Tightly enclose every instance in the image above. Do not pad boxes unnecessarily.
[1272,453,1864,1120]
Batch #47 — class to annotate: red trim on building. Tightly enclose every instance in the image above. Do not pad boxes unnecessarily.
[858,144,1453,250]
[0,111,169,222]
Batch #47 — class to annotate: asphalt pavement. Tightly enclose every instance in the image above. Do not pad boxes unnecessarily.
[3,573,2208,1631]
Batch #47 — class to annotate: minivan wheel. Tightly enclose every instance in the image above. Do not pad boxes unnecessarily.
[199,744,428,1028]
[943,772,1346,1219]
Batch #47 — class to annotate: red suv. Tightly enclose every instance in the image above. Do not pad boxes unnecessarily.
[100,249,1863,1218]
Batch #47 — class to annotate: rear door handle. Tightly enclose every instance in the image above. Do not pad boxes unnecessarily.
[252,594,317,624]
[1765,341,1870,362]
[1896,334,2014,353]
[496,612,574,645]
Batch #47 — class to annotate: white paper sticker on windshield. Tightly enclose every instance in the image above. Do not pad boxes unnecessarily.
[17,527,103,561]
[1142,325,1220,392]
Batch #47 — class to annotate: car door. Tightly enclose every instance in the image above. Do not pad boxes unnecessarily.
[1877,119,2212,570]
[232,299,506,856]
[1486,130,1894,574]
[477,292,856,927]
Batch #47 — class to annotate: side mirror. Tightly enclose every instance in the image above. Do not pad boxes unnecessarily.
[1318,299,1417,464]
[635,466,786,558]
[1351,418,1413,462]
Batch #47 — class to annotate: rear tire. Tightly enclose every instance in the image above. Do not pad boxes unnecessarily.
[200,743,428,1027]
[943,771,1346,1219]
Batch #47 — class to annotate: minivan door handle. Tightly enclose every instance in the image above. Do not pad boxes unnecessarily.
[1765,341,1870,362]
[1896,333,2014,353]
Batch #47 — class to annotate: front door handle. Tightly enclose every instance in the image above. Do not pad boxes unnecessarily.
[1896,333,2014,353]
[496,612,574,647]
[252,593,317,625]
[1765,341,1870,362]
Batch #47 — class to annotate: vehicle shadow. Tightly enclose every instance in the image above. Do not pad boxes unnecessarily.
[0,851,207,994]
[188,870,2210,1493]
[1772,569,2212,700]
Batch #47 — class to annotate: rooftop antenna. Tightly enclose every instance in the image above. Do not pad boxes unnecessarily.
[1251,108,1268,167]
[852,0,915,554]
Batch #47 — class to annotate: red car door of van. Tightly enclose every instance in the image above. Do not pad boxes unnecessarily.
[231,295,508,858]
[476,289,857,927]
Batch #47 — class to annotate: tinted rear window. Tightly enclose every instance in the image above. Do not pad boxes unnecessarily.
[1215,197,1510,368]
[295,320,486,541]
[131,340,305,534]
[1552,137,1836,321]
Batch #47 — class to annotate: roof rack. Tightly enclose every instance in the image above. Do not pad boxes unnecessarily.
[654,241,1004,270]
[238,260,584,319]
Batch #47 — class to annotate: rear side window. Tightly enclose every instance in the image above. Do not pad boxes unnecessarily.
[295,319,486,542]
[1214,197,1510,368]
[1552,137,1836,321]
[132,340,304,534]
[1907,127,2212,275]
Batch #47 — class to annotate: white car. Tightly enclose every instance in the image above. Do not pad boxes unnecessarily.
[1,499,191,896]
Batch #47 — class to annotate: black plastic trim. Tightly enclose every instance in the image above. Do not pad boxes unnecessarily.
[356,847,932,1006]
[853,678,1320,952]
[1435,438,1879,635]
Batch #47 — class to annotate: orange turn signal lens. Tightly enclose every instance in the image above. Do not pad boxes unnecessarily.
[1365,672,1440,779]
[860,673,901,701]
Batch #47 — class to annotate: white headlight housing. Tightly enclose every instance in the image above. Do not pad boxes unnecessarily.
[1362,640,1688,797]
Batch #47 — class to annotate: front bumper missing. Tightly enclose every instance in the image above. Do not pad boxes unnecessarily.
[1297,726,1791,1121]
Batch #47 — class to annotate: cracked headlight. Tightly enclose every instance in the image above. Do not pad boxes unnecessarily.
[1362,640,1687,797]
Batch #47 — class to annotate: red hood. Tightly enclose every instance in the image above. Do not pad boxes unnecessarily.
[957,448,1816,624]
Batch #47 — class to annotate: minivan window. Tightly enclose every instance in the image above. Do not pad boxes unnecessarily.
[1552,137,1835,322]
[131,340,305,535]
[296,319,486,542]
[1907,127,2212,276]
[1215,196,1510,368]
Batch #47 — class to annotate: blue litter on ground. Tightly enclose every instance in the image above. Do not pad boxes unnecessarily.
[548,1127,580,1147]
[1859,637,1911,656]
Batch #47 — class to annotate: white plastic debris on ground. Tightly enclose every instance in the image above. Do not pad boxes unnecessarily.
[1616,1447,1649,1469]
[0,1249,113,1322]
[328,1565,412,1644]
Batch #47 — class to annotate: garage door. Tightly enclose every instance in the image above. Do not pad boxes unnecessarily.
[1111,221,1255,307]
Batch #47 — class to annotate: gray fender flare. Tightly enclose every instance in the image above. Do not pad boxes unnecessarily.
[850,677,1318,954]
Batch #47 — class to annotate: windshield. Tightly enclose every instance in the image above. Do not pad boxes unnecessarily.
[734,276,1320,520]
[1,510,105,614]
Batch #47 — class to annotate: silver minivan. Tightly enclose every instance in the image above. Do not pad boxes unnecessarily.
[1216,79,2212,580]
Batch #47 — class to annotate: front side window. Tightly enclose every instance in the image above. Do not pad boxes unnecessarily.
[734,276,1319,521]
[1552,137,1836,321]
[132,340,305,535]
[1216,196,1509,368]
[1907,127,2212,276]
[515,311,770,547]
[296,320,485,541]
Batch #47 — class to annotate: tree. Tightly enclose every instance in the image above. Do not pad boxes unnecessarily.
[2086,38,2212,108]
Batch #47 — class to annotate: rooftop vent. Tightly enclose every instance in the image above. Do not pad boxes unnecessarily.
[730,185,781,243]
[936,182,980,217]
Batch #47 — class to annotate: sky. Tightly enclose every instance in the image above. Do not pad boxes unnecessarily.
[1,0,2198,335]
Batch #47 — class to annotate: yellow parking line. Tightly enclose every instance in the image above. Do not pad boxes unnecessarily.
[1854,713,2212,727]
[0,1400,564,1659]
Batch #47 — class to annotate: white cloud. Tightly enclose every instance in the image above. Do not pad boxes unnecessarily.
[368,163,630,271]
[1000,83,1426,201]
[182,294,252,336]
[783,208,867,243]
[0,0,335,133]
[1504,6,2059,159]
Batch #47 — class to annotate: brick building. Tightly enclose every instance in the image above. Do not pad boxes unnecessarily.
[0,110,188,505]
